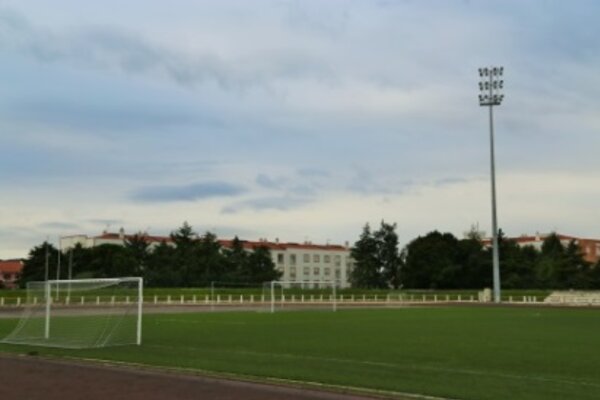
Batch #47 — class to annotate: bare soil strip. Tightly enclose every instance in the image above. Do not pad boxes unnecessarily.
[0,353,402,400]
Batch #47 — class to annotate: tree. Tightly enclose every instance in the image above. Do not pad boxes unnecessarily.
[402,231,461,289]
[498,233,537,289]
[87,244,138,278]
[125,233,150,276]
[350,224,383,288]
[535,233,565,288]
[246,245,282,283]
[194,232,225,285]
[560,240,590,288]
[170,222,201,286]
[584,260,600,289]
[457,236,491,289]
[144,241,178,287]
[19,241,57,286]
[374,221,403,289]
[223,236,249,282]
[67,243,93,279]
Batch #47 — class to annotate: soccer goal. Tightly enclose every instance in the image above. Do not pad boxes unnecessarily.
[263,280,339,313]
[1,277,143,349]
[208,281,264,311]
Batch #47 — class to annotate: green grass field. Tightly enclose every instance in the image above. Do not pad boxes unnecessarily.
[1,306,598,400]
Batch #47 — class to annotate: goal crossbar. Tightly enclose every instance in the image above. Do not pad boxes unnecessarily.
[45,277,142,284]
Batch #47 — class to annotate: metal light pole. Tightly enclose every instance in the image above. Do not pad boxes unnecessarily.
[44,240,50,282]
[478,66,504,303]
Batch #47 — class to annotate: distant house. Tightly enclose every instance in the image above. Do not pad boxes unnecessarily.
[60,229,354,288]
[483,233,600,264]
[0,259,23,289]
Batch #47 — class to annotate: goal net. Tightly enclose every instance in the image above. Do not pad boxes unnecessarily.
[207,281,265,311]
[1,277,142,349]
[262,280,339,313]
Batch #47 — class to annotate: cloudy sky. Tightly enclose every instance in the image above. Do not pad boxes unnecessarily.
[1,0,599,258]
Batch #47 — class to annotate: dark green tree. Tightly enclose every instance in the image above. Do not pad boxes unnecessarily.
[374,221,403,289]
[246,245,282,283]
[223,236,249,282]
[457,236,491,289]
[350,224,385,288]
[560,240,590,288]
[170,222,201,286]
[535,233,565,288]
[125,233,150,275]
[498,234,537,289]
[19,241,57,286]
[402,231,461,289]
[144,241,178,287]
[194,231,226,285]
[62,243,94,279]
[87,244,138,278]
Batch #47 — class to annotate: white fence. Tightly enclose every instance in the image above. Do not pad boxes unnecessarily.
[0,293,560,308]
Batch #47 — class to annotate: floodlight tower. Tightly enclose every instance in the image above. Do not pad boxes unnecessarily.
[478,66,504,303]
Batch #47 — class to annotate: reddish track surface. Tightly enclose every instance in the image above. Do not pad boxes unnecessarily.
[0,354,386,400]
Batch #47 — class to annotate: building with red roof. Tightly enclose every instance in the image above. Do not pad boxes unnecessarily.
[482,233,600,264]
[0,259,23,289]
[60,229,354,288]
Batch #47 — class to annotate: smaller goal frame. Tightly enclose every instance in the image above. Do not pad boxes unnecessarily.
[267,280,339,313]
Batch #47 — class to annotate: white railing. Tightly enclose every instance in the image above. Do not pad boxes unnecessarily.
[1,293,590,308]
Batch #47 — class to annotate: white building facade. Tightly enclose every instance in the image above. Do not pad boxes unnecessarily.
[268,242,353,288]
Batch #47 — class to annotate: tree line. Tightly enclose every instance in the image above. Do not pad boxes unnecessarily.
[350,222,600,290]
[18,222,281,288]
[15,221,600,290]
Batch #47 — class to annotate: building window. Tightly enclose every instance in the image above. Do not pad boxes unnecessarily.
[3,273,12,280]
[303,254,310,263]
[313,254,320,263]
[290,254,297,265]
[290,267,296,279]
[324,255,331,263]
[277,253,284,264]
[324,267,331,276]
[334,255,341,266]
[335,269,341,278]
[303,267,310,275]
[313,267,320,275]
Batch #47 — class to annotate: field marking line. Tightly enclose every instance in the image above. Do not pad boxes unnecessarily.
[157,318,247,325]
[146,344,600,389]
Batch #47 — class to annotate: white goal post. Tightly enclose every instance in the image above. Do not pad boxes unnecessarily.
[264,280,340,313]
[1,277,143,349]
